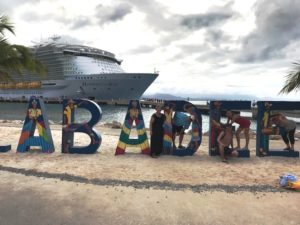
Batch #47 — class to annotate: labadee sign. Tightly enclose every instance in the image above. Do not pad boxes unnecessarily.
[1,97,299,158]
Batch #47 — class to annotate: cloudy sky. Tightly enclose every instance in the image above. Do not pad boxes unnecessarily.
[2,0,300,100]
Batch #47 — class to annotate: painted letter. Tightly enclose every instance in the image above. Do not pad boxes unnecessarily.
[115,100,150,155]
[17,97,54,153]
[62,99,102,154]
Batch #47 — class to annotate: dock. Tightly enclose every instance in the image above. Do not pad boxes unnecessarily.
[0,98,299,119]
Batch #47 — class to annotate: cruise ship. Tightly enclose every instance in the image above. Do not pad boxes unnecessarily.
[0,38,158,101]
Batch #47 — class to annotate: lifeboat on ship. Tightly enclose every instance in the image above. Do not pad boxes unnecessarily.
[28,81,41,89]
[16,82,27,89]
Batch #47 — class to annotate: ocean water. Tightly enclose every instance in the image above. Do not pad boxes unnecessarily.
[0,102,264,132]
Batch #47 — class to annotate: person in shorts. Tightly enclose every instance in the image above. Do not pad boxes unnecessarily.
[172,123,185,149]
[226,111,251,150]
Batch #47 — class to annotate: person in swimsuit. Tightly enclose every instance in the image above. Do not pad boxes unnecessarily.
[217,125,238,163]
[226,111,251,150]
[270,113,296,151]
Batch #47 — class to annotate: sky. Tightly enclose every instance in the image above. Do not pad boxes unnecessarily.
[1,0,300,100]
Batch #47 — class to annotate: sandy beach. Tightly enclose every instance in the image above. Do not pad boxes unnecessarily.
[0,121,300,225]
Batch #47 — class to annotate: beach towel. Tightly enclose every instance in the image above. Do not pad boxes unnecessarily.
[279,173,298,188]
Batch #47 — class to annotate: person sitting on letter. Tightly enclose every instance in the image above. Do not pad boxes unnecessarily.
[217,125,238,163]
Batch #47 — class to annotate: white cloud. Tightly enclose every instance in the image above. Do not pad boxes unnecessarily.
[2,0,300,100]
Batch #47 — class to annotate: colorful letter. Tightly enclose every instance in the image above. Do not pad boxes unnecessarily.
[256,101,299,157]
[62,99,102,154]
[17,97,54,153]
[166,101,202,156]
[115,100,150,155]
[209,101,251,157]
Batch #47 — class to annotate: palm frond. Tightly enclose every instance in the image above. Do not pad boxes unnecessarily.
[280,62,300,94]
[0,15,46,81]
[0,15,15,36]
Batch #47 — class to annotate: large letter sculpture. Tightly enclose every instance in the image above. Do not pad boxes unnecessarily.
[256,101,299,157]
[17,97,54,153]
[209,101,251,157]
[165,101,202,156]
[62,99,102,154]
[115,100,150,155]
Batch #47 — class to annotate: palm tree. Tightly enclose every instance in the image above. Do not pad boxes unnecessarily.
[280,62,300,94]
[0,15,46,81]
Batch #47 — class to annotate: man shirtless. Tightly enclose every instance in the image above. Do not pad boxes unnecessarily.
[217,125,238,163]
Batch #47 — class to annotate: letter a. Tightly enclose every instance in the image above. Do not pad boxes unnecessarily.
[115,100,150,155]
[17,97,54,153]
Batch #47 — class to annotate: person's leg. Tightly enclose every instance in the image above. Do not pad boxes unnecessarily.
[219,144,227,162]
[281,131,291,150]
[179,128,184,147]
[288,128,296,150]
[235,127,242,149]
[172,126,177,149]
[157,134,164,156]
[193,141,199,150]
[244,128,250,149]
[211,126,216,148]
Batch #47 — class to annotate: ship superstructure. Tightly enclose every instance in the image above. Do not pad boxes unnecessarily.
[0,38,158,101]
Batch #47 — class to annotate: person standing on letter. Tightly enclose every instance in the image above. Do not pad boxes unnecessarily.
[226,111,251,150]
[150,105,165,158]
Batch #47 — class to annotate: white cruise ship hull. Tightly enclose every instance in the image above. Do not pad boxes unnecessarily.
[0,73,158,101]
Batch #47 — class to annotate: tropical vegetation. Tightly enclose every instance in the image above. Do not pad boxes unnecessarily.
[280,62,300,94]
[0,15,46,81]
